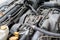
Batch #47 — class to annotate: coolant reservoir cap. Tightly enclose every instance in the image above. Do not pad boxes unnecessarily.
[0,25,7,30]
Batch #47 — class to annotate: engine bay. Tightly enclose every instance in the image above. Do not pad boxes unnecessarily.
[0,0,60,40]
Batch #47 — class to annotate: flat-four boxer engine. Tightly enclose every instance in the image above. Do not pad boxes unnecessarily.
[0,0,60,40]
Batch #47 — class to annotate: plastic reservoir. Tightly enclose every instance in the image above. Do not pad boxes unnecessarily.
[0,25,9,40]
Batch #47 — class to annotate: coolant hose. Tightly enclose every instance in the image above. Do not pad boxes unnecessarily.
[25,23,60,37]
[31,25,60,37]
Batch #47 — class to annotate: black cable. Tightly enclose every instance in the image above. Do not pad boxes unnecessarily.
[26,4,38,15]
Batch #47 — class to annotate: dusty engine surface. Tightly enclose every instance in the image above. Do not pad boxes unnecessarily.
[0,0,60,40]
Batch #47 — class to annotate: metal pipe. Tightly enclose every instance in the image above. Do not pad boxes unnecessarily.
[0,5,21,23]
[20,30,29,40]
[32,31,41,40]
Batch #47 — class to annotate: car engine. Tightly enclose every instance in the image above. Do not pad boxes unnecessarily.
[0,0,60,40]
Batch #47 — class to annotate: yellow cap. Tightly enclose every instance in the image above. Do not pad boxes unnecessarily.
[9,32,19,40]
[9,36,18,40]
[14,32,19,37]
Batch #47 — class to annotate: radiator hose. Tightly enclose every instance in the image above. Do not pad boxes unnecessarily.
[26,23,60,37]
